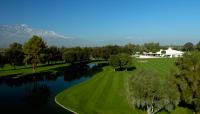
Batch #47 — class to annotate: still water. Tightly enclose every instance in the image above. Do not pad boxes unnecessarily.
[0,63,101,114]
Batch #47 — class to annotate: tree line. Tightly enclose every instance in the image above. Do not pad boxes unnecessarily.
[0,35,164,71]
[0,35,136,71]
[1,35,200,72]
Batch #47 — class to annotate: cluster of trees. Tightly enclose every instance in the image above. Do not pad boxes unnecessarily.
[0,35,64,72]
[182,41,200,52]
[142,42,160,53]
[0,43,24,69]
[128,70,180,114]
[0,53,6,68]
[62,47,90,64]
[175,51,200,113]
[109,53,132,71]
[128,49,200,114]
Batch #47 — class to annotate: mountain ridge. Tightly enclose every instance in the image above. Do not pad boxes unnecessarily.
[0,24,90,47]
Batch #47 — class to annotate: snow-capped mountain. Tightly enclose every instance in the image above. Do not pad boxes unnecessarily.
[0,24,89,47]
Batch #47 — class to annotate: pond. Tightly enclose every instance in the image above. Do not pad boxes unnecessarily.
[0,63,101,114]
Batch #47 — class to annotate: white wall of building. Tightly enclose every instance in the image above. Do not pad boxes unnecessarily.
[137,47,184,58]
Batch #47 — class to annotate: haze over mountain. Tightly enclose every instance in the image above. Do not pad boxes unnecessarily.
[0,24,91,47]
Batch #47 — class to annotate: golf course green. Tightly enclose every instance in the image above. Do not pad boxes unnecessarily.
[55,58,193,114]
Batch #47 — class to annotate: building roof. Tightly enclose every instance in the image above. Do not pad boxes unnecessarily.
[156,47,183,55]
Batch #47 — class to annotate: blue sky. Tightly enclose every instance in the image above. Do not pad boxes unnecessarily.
[1,0,200,45]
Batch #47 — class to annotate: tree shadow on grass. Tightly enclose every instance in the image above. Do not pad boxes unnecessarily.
[127,66,136,71]
[115,66,136,71]
[0,62,65,72]
[115,68,126,71]
[179,101,195,111]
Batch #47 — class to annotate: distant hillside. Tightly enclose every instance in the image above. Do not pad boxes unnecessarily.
[0,24,90,47]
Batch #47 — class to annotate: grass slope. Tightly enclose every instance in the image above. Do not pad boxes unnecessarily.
[56,58,192,114]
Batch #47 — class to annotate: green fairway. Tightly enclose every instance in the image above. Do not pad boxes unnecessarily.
[0,63,68,78]
[55,58,192,114]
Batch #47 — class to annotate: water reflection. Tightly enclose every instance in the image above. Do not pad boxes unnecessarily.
[0,73,45,87]
[23,83,51,108]
[63,63,105,81]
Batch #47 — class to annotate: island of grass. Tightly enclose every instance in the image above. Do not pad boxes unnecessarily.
[55,58,193,114]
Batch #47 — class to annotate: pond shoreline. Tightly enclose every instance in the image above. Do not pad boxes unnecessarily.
[55,97,77,114]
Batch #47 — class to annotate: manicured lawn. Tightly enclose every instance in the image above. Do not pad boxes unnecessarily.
[56,58,193,114]
[0,63,69,77]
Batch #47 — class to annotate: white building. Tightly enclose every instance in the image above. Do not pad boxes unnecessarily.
[138,47,184,58]
[156,47,184,58]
